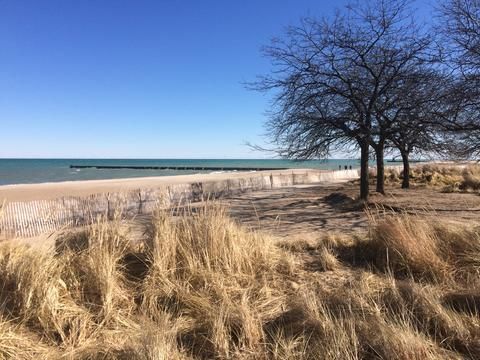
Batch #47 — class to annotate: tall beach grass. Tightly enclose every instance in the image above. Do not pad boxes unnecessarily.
[0,204,479,359]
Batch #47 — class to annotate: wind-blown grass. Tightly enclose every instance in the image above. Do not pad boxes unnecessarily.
[0,204,479,359]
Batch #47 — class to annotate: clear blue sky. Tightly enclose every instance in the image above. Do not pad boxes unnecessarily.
[0,0,433,158]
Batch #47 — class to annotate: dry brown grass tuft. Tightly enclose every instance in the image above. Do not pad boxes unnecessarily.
[0,204,479,358]
[365,212,480,287]
[369,214,452,281]
[384,163,480,193]
[140,204,296,359]
[0,243,96,351]
[0,317,56,359]
[459,166,480,191]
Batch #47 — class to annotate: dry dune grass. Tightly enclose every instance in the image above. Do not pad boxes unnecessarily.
[0,204,479,359]
[385,164,480,193]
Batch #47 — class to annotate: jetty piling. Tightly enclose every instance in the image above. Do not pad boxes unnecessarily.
[70,165,289,172]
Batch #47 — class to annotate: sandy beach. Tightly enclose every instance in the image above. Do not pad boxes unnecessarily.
[0,168,324,202]
[0,168,362,239]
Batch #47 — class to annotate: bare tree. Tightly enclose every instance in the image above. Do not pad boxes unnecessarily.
[439,0,480,158]
[252,0,433,199]
[440,0,480,75]
[442,82,480,158]
[379,68,451,188]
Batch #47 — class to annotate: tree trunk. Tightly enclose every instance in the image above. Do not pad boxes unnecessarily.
[375,141,385,194]
[401,151,410,189]
[359,141,370,201]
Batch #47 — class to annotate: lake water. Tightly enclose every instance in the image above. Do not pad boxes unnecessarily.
[0,159,361,185]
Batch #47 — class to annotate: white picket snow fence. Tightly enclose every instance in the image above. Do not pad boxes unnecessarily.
[0,169,360,238]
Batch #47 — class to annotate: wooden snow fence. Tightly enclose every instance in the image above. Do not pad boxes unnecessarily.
[0,169,360,238]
